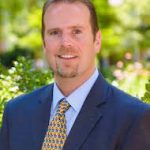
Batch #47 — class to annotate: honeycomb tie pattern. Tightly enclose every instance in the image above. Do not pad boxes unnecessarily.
[41,100,70,150]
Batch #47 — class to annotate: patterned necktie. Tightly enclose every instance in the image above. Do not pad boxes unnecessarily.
[41,100,70,150]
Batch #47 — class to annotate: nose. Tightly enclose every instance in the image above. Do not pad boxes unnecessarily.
[60,33,72,47]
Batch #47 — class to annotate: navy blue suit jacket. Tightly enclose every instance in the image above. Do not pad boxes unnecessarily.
[0,73,150,150]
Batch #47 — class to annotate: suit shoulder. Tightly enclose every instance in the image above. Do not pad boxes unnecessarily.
[6,83,53,109]
[109,84,150,114]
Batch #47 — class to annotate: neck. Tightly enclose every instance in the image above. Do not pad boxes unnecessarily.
[55,68,96,96]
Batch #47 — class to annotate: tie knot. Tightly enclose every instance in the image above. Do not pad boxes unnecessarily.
[57,99,70,114]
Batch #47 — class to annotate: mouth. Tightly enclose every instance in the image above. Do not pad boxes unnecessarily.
[58,54,78,60]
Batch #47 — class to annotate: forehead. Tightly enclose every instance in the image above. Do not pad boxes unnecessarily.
[44,2,91,28]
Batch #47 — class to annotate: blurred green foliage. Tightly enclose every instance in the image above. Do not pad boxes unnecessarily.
[99,52,149,99]
[0,0,150,64]
[0,46,34,67]
[142,80,150,104]
[111,62,149,98]
[0,57,53,126]
[0,0,43,62]
[93,0,150,61]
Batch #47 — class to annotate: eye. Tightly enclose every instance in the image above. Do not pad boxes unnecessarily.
[48,30,59,36]
[73,29,82,35]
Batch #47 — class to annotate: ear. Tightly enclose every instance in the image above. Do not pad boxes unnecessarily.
[94,30,101,53]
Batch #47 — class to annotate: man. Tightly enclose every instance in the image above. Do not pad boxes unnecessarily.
[0,0,150,150]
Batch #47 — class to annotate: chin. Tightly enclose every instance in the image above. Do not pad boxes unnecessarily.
[57,72,78,78]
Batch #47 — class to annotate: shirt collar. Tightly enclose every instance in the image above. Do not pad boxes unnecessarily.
[52,83,64,112]
[52,68,99,113]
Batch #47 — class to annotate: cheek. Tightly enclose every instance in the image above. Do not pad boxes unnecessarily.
[83,45,97,66]
[44,45,56,64]
[44,41,58,56]
[44,36,59,49]
[44,46,51,57]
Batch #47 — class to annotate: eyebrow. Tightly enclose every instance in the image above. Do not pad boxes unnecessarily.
[69,25,85,29]
[46,25,85,32]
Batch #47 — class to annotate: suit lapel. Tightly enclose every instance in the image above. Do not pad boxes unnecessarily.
[63,73,110,150]
[31,84,54,150]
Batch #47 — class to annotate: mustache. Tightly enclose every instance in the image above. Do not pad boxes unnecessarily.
[58,45,78,53]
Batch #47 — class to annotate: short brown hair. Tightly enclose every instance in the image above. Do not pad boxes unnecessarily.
[41,0,99,40]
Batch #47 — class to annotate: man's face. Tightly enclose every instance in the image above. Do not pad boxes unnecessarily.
[44,2,101,79]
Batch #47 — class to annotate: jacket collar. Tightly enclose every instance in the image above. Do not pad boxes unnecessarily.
[31,84,54,150]
[63,72,111,150]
